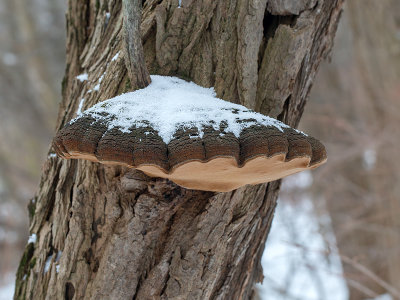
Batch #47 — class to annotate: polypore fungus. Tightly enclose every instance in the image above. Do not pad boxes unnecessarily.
[53,76,327,192]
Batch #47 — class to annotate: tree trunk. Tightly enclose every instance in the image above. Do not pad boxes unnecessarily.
[14,0,344,299]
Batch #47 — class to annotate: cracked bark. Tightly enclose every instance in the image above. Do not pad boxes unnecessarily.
[14,0,344,299]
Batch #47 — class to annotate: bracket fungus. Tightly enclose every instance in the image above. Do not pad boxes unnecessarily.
[53,76,326,192]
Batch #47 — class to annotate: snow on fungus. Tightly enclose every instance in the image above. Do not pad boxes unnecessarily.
[53,75,327,192]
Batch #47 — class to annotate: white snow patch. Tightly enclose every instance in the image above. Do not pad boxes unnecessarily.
[111,52,120,62]
[77,98,85,115]
[27,234,37,244]
[73,75,293,144]
[294,128,307,136]
[283,171,313,190]
[48,153,57,158]
[76,73,88,82]
[0,275,14,300]
[56,251,62,262]
[92,74,105,92]
[257,196,348,300]
[178,0,182,7]
[44,254,53,273]
[363,148,376,170]
[105,12,111,20]
[54,251,62,273]
[2,52,18,66]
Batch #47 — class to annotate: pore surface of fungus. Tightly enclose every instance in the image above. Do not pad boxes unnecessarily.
[53,75,327,192]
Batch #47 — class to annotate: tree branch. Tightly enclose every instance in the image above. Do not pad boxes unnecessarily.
[122,0,151,89]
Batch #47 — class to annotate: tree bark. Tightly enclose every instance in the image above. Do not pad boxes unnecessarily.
[14,0,344,299]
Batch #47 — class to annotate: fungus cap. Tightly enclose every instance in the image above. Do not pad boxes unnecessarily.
[53,75,327,192]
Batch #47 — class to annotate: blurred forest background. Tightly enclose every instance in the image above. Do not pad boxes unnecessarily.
[0,0,399,299]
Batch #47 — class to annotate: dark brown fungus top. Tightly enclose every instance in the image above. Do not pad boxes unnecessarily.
[53,76,326,192]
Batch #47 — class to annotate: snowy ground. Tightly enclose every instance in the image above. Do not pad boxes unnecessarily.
[0,274,14,300]
[257,172,349,300]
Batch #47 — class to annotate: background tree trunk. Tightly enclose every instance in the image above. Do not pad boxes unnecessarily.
[14,0,344,299]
